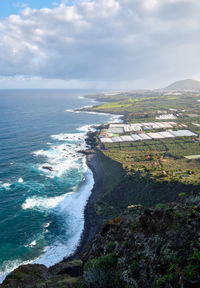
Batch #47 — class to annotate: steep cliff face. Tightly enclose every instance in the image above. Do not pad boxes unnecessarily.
[80,203,200,288]
[2,202,199,288]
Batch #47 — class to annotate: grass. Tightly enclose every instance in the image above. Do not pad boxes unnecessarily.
[85,90,200,124]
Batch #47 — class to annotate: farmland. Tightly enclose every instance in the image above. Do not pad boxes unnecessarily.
[85,90,200,219]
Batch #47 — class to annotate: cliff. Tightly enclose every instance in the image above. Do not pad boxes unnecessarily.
[1,201,200,288]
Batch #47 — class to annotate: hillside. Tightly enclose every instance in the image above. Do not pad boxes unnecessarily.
[1,202,200,288]
[165,79,200,91]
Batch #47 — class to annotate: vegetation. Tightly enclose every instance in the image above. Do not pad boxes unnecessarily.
[2,89,200,288]
[83,203,200,288]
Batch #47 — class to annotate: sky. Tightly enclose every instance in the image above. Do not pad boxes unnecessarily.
[0,0,200,89]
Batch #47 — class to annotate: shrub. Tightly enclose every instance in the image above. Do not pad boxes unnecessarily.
[184,264,199,281]
[85,254,117,271]
[129,260,139,277]
[178,192,186,197]
[190,251,200,263]
[106,241,116,253]
[156,273,174,288]
[83,254,118,288]
[156,203,167,208]
[130,223,137,232]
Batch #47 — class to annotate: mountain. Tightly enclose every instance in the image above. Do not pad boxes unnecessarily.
[165,79,200,91]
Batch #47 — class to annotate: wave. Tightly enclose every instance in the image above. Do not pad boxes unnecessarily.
[0,183,11,190]
[34,167,94,267]
[0,113,106,282]
[77,124,97,133]
[0,168,94,282]
[0,259,32,283]
[22,194,68,211]
[33,130,89,178]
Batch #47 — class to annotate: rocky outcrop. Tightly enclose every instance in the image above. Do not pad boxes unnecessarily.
[80,202,200,287]
[42,165,54,171]
[1,260,83,288]
[50,259,83,277]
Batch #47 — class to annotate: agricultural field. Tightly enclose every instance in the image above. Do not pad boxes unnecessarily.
[95,136,200,218]
[84,91,200,125]
[87,90,200,219]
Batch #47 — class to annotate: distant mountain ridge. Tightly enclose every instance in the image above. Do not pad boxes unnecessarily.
[165,79,200,91]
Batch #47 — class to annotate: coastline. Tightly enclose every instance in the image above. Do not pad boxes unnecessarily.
[67,111,124,260]
[0,102,122,282]
[66,152,104,260]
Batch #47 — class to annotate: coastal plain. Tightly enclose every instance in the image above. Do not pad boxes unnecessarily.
[84,90,200,220]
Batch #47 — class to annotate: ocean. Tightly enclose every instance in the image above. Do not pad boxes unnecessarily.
[0,89,118,282]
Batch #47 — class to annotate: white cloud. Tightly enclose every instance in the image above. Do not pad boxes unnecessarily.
[0,0,200,88]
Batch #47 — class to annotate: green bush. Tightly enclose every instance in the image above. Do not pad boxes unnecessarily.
[106,241,116,253]
[156,203,167,208]
[83,254,118,288]
[190,251,200,262]
[156,273,174,288]
[129,260,139,277]
[178,192,186,197]
[85,254,117,271]
[130,223,137,232]
[184,263,199,281]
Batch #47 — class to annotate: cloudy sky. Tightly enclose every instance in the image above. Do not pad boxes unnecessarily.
[0,0,200,89]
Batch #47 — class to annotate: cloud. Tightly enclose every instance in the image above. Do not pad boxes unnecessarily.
[0,0,200,88]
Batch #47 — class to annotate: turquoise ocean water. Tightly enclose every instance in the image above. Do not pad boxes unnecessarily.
[0,89,118,281]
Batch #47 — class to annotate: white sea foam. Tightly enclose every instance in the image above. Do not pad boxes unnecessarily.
[18,178,24,183]
[33,130,88,178]
[0,122,95,282]
[43,222,51,228]
[1,183,11,189]
[110,114,124,123]
[0,259,30,283]
[77,124,97,133]
[30,240,37,247]
[22,194,67,211]
[34,167,94,267]
[65,108,75,113]
[20,167,94,269]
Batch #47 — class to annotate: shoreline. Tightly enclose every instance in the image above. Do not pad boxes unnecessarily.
[66,111,124,261]
[0,104,122,282]
[66,152,104,261]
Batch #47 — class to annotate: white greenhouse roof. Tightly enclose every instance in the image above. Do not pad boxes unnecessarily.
[107,127,124,134]
[158,131,175,138]
[170,130,197,137]
[147,132,164,139]
[131,134,142,141]
[139,134,152,140]
[101,138,113,143]
[112,136,123,142]
[120,135,134,142]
